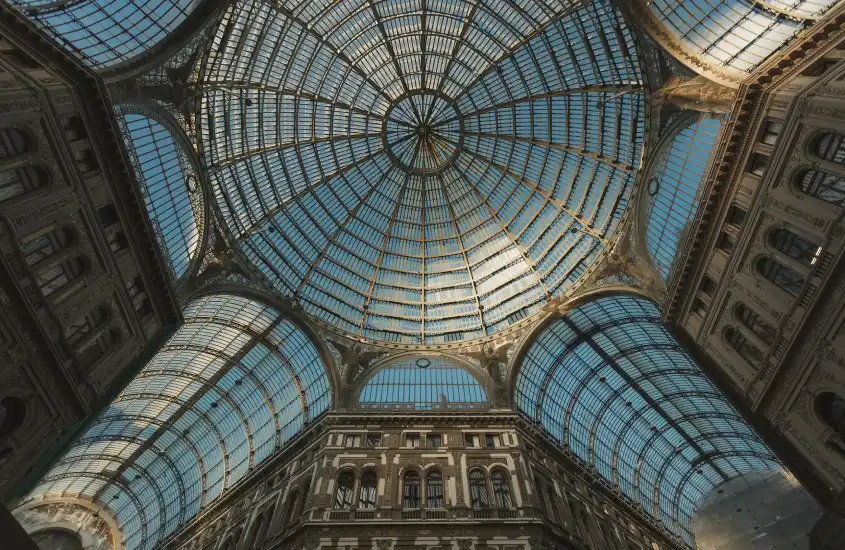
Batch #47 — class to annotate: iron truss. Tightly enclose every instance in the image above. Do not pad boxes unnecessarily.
[515,295,781,546]
[199,0,647,346]
[23,294,332,550]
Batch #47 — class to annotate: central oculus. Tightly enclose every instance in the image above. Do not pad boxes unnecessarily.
[383,91,463,175]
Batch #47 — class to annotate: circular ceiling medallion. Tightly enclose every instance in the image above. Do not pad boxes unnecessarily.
[383,91,463,175]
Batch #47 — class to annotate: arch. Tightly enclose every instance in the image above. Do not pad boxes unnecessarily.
[334,470,355,509]
[0,164,48,203]
[22,293,333,550]
[358,470,377,509]
[756,256,805,295]
[734,303,777,346]
[513,294,781,545]
[0,126,33,158]
[816,392,845,440]
[425,469,444,509]
[814,132,845,164]
[402,470,421,509]
[468,469,490,509]
[768,227,820,266]
[30,528,83,550]
[490,469,513,509]
[724,326,765,367]
[64,304,110,347]
[0,395,26,438]
[644,116,723,281]
[355,354,489,410]
[798,168,845,206]
[116,106,203,280]
[14,0,199,69]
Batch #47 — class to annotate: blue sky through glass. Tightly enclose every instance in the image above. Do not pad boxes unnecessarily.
[358,356,488,410]
[515,295,780,546]
[120,112,200,279]
[647,118,722,281]
[24,294,332,550]
[15,0,195,68]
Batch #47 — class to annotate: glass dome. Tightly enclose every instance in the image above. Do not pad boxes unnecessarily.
[200,0,646,346]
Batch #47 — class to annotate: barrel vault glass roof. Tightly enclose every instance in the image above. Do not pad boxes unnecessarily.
[117,109,202,280]
[357,355,489,410]
[13,0,197,68]
[23,294,332,550]
[648,0,837,74]
[200,0,646,346]
[646,117,722,282]
[515,295,780,546]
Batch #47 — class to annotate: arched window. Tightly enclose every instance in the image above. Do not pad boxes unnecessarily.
[21,226,75,267]
[30,529,83,550]
[403,471,420,509]
[298,480,311,517]
[359,471,377,509]
[0,396,25,438]
[469,470,489,509]
[769,228,819,266]
[0,127,30,158]
[816,133,845,164]
[1,165,47,203]
[284,490,299,526]
[426,470,444,508]
[818,393,845,440]
[248,515,264,548]
[735,304,776,346]
[491,470,513,508]
[334,471,355,509]
[34,255,88,298]
[800,169,845,206]
[757,257,804,295]
[76,328,121,367]
[65,305,110,348]
[725,327,765,367]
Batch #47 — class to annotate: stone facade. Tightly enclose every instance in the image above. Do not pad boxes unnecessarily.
[0,5,179,500]
[158,413,677,550]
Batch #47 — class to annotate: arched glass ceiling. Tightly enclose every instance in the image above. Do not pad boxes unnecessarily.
[358,355,488,410]
[117,110,201,279]
[200,0,646,346]
[646,117,722,282]
[648,0,828,74]
[514,295,780,546]
[24,294,332,550]
[13,0,196,68]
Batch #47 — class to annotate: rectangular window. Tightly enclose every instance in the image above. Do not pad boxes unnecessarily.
[365,434,381,448]
[98,204,119,227]
[126,276,152,319]
[425,434,441,448]
[726,204,747,226]
[74,148,99,174]
[62,116,87,141]
[465,433,479,447]
[748,154,768,176]
[692,298,708,318]
[405,433,420,448]
[345,434,361,448]
[485,434,495,448]
[699,276,717,296]
[716,232,737,254]
[760,120,783,145]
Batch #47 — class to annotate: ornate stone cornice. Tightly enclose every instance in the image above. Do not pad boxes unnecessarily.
[663,7,845,326]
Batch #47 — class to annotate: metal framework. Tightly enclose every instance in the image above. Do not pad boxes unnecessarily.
[514,295,780,546]
[13,0,196,68]
[23,294,333,550]
[647,0,833,74]
[646,116,723,281]
[357,355,489,410]
[199,0,646,346]
[116,107,203,280]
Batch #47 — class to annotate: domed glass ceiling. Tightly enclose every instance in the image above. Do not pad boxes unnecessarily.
[201,0,645,345]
